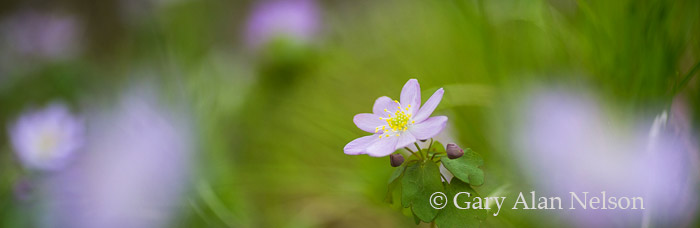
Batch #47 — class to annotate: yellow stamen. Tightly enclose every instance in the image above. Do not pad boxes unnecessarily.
[378,100,414,135]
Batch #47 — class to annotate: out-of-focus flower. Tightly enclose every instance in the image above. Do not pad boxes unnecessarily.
[8,102,84,171]
[44,84,193,228]
[0,10,82,61]
[244,0,320,49]
[344,79,447,157]
[512,89,698,227]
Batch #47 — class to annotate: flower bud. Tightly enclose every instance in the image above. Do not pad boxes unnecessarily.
[390,153,404,167]
[13,178,33,201]
[446,143,464,159]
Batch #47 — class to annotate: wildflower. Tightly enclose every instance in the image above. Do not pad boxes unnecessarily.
[344,79,447,157]
[45,84,192,227]
[8,102,84,171]
[1,10,82,61]
[513,90,698,226]
[244,0,320,49]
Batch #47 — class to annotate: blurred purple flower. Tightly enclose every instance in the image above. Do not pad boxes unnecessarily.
[244,0,320,49]
[8,102,84,171]
[0,10,82,61]
[512,89,698,227]
[44,85,193,228]
[344,79,447,157]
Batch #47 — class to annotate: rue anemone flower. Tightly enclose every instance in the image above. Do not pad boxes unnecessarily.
[344,79,447,157]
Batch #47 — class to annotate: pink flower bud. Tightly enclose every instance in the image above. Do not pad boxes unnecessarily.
[446,143,464,159]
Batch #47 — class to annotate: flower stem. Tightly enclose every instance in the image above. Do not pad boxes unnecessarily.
[404,147,420,159]
[413,142,424,160]
[428,138,434,151]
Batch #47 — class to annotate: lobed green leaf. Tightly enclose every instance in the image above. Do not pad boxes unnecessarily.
[434,178,488,228]
[440,148,484,186]
[401,161,444,222]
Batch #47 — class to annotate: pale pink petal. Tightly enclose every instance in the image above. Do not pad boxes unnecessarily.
[400,79,421,114]
[353,113,386,133]
[413,88,444,122]
[344,135,379,155]
[373,96,396,115]
[395,132,417,150]
[409,116,448,140]
[366,136,399,157]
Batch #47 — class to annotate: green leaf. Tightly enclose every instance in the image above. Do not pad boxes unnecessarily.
[385,166,406,204]
[386,180,403,207]
[412,211,421,225]
[434,178,488,228]
[431,141,446,154]
[387,166,405,184]
[401,161,444,222]
[440,148,484,186]
[404,150,422,162]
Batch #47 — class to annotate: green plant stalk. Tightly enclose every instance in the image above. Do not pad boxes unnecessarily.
[404,147,421,159]
[414,142,425,160]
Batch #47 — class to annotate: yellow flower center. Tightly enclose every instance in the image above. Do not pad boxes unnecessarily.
[387,109,410,131]
[376,100,416,138]
[37,130,59,159]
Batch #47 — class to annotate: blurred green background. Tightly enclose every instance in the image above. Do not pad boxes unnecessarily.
[0,0,699,227]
